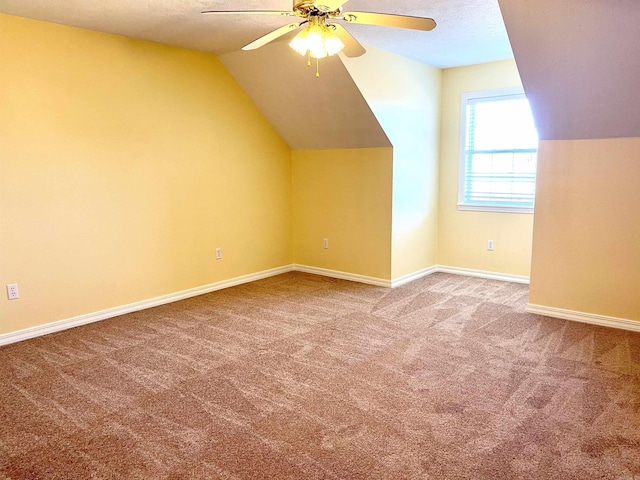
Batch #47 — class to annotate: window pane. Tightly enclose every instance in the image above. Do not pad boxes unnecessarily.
[471,98,538,151]
[460,89,539,211]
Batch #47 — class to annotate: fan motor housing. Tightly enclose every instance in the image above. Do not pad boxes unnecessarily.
[293,0,337,14]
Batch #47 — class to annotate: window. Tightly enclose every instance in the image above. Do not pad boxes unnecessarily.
[459,87,538,213]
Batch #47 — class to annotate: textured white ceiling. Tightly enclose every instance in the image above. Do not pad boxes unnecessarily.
[0,0,513,68]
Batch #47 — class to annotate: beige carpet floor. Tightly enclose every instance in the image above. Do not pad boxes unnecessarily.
[1,272,639,479]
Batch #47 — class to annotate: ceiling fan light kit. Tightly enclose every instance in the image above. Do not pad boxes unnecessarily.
[289,17,345,77]
[202,0,436,77]
[289,17,344,59]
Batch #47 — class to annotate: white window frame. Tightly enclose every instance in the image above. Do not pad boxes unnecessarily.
[458,87,537,214]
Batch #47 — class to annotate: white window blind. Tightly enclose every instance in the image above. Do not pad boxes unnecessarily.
[459,88,538,213]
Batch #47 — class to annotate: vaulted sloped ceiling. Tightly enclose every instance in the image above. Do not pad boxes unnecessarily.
[498,0,640,141]
[219,42,390,150]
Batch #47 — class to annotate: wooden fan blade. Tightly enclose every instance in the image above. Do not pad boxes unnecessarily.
[331,24,366,57]
[202,10,293,16]
[242,22,303,50]
[341,12,436,31]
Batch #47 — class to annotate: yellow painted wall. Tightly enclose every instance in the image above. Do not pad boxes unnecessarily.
[342,47,442,279]
[438,60,534,276]
[292,148,393,279]
[0,14,292,335]
[530,138,640,321]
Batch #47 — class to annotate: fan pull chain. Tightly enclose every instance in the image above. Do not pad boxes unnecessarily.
[304,50,320,78]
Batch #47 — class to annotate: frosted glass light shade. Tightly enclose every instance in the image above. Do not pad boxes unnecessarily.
[289,21,344,59]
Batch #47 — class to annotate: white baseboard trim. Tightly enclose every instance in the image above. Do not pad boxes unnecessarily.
[0,263,532,346]
[0,265,295,347]
[293,264,391,288]
[293,264,528,288]
[435,265,530,284]
[391,266,439,288]
[527,304,640,333]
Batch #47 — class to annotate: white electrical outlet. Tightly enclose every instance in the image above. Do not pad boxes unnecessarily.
[487,240,495,251]
[323,238,329,249]
[7,283,19,300]
[215,247,222,260]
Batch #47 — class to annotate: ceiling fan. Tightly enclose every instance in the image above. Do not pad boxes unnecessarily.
[202,0,436,76]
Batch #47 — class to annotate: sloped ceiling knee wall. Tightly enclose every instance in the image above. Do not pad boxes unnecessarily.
[498,0,640,140]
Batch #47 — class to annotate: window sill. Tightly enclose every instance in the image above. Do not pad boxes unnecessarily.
[457,204,534,214]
